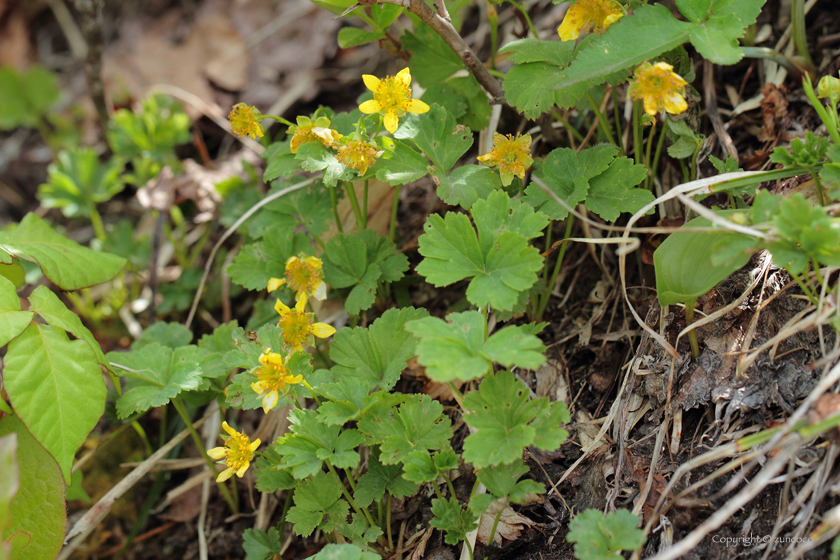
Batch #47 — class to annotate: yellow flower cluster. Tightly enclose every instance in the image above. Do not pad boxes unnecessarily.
[359,68,430,133]
[629,61,688,116]
[251,349,303,413]
[207,422,261,482]
[288,116,342,153]
[477,133,534,186]
[228,104,265,140]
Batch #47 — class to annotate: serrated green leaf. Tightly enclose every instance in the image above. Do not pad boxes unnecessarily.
[329,307,428,393]
[503,61,566,119]
[4,323,105,484]
[525,145,617,220]
[263,140,299,181]
[0,275,32,348]
[0,415,65,560]
[552,5,692,109]
[306,543,381,560]
[403,23,465,87]
[768,194,840,273]
[275,409,363,478]
[437,164,501,209]
[688,0,764,64]
[0,213,126,290]
[338,514,384,548]
[253,446,297,493]
[249,181,334,239]
[374,140,430,186]
[358,395,452,465]
[430,497,478,545]
[394,104,472,173]
[37,148,125,219]
[499,38,575,65]
[567,509,645,558]
[654,210,754,306]
[446,76,492,131]
[133,321,193,350]
[287,471,350,537]
[108,343,203,419]
[474,458,544,509]
[407,311,545,382]
[196,321,239,380]
[322,230,408,315]
[243,527,284,560]
[0,65,59,130]
[462,371,570,468]
[225,369,273,411]
[227,225,312,291]
[402,447,459,484]
[296,142,355,186]
[354,448,418,507]
[584,157,653,221]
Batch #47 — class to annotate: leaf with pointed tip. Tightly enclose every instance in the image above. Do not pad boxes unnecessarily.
[0,276,32,348]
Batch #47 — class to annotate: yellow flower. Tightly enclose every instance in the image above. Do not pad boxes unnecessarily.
[275,297,336,351]
[335,137,383,176]
[207,422,261,482]
[558,0,624,42]
[268,255,327,305]
[287,116,342,153]
[251,349,303,413]
[477,132,534,186]
[628,61,689,116]
[228,103,265,140]
[359,68,430,133]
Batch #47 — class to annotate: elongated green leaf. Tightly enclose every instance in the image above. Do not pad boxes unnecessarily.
[4,323,105,484]
[0,276,32,348]
[0,415,65,560]
[653,210,754,306]
[0,213,126,290]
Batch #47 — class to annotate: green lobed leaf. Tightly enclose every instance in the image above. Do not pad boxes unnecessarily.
[472,458,544,512]
[567,509,646,558]
[430,497,478,545]
[407,311,546,382]
[329,307,429,393]
[227,225,312,291]
[322,230,408,315]
[584,156,653,221]
[462,371,570,468]
[436,165,501,210]
[373,140,429,186]
[0,275,33,348]
[108,343,203,419]
[263,140,299,182]
[249,181,335,239]
[394,104,472,173]
[275,409,364,478]
[403,23,465,88]
[358,394,452,465]
[337,514,384,548]
[653,210,754,306]
[402,447,459,484]
[0,415,65,560]
[688,0,765,64]
[37,148,125,219]
[499,38,575,118]
[768,193,840,273]
[133,321,193,350]
[0,65,59,130]
[305,543,381,560]
[4,323,106,484]
[296,142,355,186]
[0,213,126,290]
[551,5,692,109]
[353,448,418,507]
[287,471,350,537]
[253,447,297,493]
[243,527,284,560]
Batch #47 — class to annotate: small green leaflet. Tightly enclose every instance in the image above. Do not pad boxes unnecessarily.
[243,527,283,560]
[37,148,125,219]
[108,343,204,419]
[227,225,312,291]
[373,139,429,186]
[322,230,408,315]
[328,306,428,393]
[274,408,364,478]
[0,65,59,130]
[499,38,575,119]
[684,0,765,64]
[132,321,193,349]
[353,448,418,507]
[317,382,405,426]
[406,311,545,382]
[462,371,570,468]
[287,471,351,537]
[416,190,546,311]
[402,447,459,484]
[253,447,296,493]
[567,509,646,559]
[337,514,384,548]
[357,395,452,465]
[248,181,334,239]
[263,140,298,182]
[304,544,381,560]
[526,145,653,221]
[430,497,478,545]
[0,213,126,291]
[0,275,33,348]
[436,164,501,210]
[468,458,544,514]
[394,104,472,174]
[296,142,355,186]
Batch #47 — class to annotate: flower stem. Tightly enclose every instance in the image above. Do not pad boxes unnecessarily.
[330,185,343,233]
[171,400,238,513]
[278,487,295,534]
[649,119,668,191]
[683,300,700,359]
[613,86,625,155]
[326,460,377,528]
[389,184,402,242]
[644,121,656,189]
[791,0,815,70]
[487,509,503,547]
[536,217,574,321]
[803,75,840,145]
[344,182,364,230]
[506,0,538,38]
[585,91,617,146]
[363,180,369,229]
[386,493,394,551]
[633,101,643,165]
[88,201,107,241]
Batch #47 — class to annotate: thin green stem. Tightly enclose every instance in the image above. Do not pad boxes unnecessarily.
[443,474,457,499]
[633,101,643,165]
[791,0,815,70]
[278,488,295,534]
[649,119,668,191]
[536,217,574,320]
[488,3,499,69]
[813,259,825,290]
[344,182,364,230]
[811,167,826,206]
[386,493,394,551]
[330,185,343,233]
[433,482,444,501]
[506,0,538,38]
[130,421,153,457]
[585,91,617,146]
[171,400,238,513]
[791,270,818,306]
[302,380,321,406]
[613,86,625,155]
[260,114,294,127]
[343,467,357,492]
[487,510,503,548]
[644,122,656,189]
[326,461,376,527]
[363,180,369,229]
[541,221,553,283]
[684,300,700,359]
[803,76,840,145]
[88,202,107,241]
[389,184,402,242]
[552,110,585,143]
[464,537,474,560]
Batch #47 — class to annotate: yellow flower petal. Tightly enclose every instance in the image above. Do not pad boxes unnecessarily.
[396,67,412,84]
[262,390,279,413]
[304,256,322,271]
[384,111,399,133]
[359,99,382,114]
[312,322,337,338]
[236,463,250,478]
[404,98,430,114]
[221,421,236,437]
[249,439,262,451]
[267,277,285,292]
[295,297,307,313]
[363,74,381,91]
[313,281,327,301]
[217,467,235,482]
[207,447,227,460]
[275,298,291,316]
